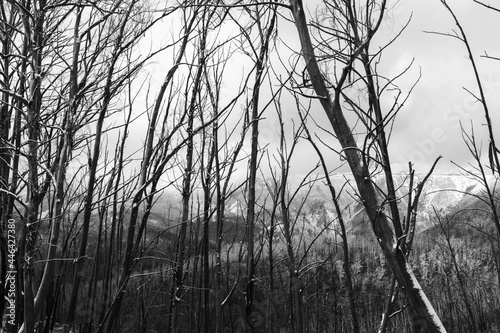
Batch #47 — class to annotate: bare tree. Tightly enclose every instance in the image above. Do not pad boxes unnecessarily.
[167,7,203,333]
[437,0,500,284]
[0,3,22,327]
[4,1,491,332]
[65,2,176,329]
[286,1,446,331]
[226,3,278,331]
[433,2,500,330]
[275,110,306,333]
[297,107,360,333]
[202,32,251,333]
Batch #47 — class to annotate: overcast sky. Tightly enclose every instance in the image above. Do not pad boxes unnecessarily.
[379,0,500,174]
[118,0,500,188]
[270,0,500,176]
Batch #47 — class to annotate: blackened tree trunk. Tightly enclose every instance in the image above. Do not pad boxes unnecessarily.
[299,112,360,333]
[288,1,446,331]
[20,1,46,331]
[242,6,277,331]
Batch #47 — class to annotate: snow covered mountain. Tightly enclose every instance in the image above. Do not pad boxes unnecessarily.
[149,171,497,249]
[221,172,496,244]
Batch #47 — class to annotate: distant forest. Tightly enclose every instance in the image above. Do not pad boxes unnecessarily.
[0,1,499,333]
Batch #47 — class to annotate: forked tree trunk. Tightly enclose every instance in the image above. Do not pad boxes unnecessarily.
[307,136,360,333]
[32,6,82,327]
[21,2,46,331]
[288,1,447,332]
[244,8,277,331]
[169,67,195,333]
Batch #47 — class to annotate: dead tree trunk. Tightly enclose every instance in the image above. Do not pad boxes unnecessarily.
[288,1,446,332]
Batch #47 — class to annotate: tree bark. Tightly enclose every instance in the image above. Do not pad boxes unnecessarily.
[308,137,360,333]
[288,1,447,332]
[244,7,277,331]
[21,1,46,331]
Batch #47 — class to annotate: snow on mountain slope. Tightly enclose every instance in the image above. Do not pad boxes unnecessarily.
[223,172,496,244]
[146,171,496,250]
[391,173,490,232]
